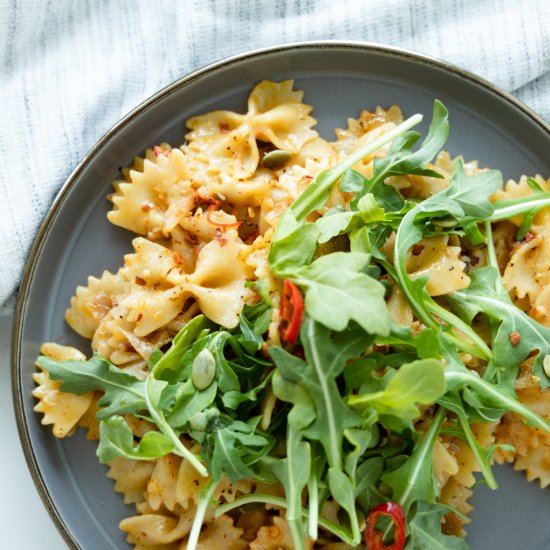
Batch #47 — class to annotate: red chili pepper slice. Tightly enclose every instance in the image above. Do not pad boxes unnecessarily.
[279,279,304,344]
[364,502,406,550]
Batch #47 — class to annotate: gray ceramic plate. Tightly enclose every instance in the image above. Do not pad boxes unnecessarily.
[12,42,550,549]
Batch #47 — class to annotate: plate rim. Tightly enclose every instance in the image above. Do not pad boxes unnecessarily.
[11,40,550,549]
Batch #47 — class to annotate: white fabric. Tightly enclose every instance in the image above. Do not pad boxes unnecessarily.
[1,0,549,310]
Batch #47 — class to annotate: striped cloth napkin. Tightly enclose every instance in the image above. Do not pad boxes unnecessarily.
[1,0,549,312]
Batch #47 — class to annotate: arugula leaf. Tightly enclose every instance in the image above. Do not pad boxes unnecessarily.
[293,252,391,335]
[393,160,502,358]
[204,416,274,482]
[167,379,217,429]
[268,221,319,276]
[381,407,445,512]
[328,467,362,545]
[440,339,550,432]
[348,359,446,421]
[348,101,449,213]
[315,193,385,244]
[36,354,146,419]
[270,427,311,550]
[238,301,272,353]
[222,371,273,410]
[287,113,424,225]
[97,415,173,462]
[406,502,469,549]
[153,315,211,379]
[340,168,368,193]
[270,318,370,471]
[448,267,550,389]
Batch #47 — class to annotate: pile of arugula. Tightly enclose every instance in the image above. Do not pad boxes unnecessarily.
[37,102,550,550]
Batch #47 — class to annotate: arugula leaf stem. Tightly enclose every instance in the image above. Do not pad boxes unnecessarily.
[398,406,446,508]
[144,376,208,477]
[186,477,218,550]
[425,301,493,360]
[307,471,319,540]
[456,414,498,490]
[214,493,355,544]
[445,370,550,432]
[304,319,343,470]
[483,221,506,294]
[290,114,423,222]
[489,197,550,221]
[286,426,307,550]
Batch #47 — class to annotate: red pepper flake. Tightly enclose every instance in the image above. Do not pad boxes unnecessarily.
[279,279,304,345]
[365,502,406,550]
[135,276,146,286]
[509,332,522,347]
[141,201,154,212]
[136,313,143,322]
[152,145,172,157]
[411,243,424,256]
[523,231,535,242]
[219,122,230,133]
[172,252,185,266]
[206,202,242,229]
[215,228,227,246]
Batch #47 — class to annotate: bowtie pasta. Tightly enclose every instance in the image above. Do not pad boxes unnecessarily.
[34,80,550,550]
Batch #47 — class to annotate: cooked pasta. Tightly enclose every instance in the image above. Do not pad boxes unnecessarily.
[33,80,550,550]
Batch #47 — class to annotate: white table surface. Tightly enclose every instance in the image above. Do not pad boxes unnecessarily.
[1,313,66,549]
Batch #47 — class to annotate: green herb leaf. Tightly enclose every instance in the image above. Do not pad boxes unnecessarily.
[348,359,446,421]
[167,379,218,429]
[97,415,173,462]
[381,407,445,512]
[271,318,370,471]
[270,427,311,550]
[448,267,550,389]
[406,502,469,549]
[294,252,391,335]
[36,354,146,419]
[205,417,274,482]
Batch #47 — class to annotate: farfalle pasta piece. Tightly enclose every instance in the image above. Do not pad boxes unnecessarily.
[33,343,94,438]
[146,454,183,513]
[333,105,404,157]
[194,514,247,550]
[386,280,414,327]
[186,80,317,180]
[406,235,470,296]
[184,230,255,328]
[107,456,156,505]
[108,147,196,238]
[249,516,313,550]
[502,227,550,327]
[65,270,130,339]
[119,237,189,337]
[120,506,197,546]
[435,423,494,537]
[495,358,550,486]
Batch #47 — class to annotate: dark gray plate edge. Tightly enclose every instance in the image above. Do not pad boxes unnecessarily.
[10,40,550,549]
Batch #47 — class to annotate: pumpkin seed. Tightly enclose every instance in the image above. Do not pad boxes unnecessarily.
[192,348,216,390]
[261,149,292,168]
